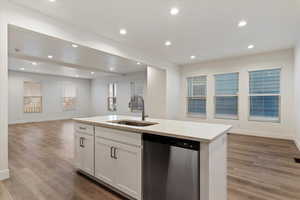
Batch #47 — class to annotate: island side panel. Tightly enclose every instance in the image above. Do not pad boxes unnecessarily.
[200,133,228,200]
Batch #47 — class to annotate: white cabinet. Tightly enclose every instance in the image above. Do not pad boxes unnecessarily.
[75,128,94,176]
[114,142,142,199]
[95,127,142,200]
[95,137,115,185]
[74,124,142,200]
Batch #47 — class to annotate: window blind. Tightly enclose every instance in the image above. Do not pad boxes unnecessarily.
[187,76,207,97]
[108,83,117,111]
[215,73,239,119]
[129,81,144,112]
[215,73,238,95]
[62,82,77,111]
[187,76,207,115]
[249,69,280,122]
[250,69,280,94]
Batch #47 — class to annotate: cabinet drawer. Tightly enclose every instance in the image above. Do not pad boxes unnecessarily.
[95,127,142,147]
[75,123,94,135]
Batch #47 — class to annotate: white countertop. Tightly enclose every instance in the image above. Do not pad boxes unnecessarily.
[73,115,232,143]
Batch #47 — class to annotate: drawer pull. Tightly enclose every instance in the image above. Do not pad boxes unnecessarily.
[113,147,117,159]
[110,147,114,158]
[80,137,85,148]
[79,127,87,130]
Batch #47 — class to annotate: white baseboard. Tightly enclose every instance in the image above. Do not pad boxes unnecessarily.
[230,128,294,140]
[8,114,91,125]
[0,169,9,181]
[295,139,300,151]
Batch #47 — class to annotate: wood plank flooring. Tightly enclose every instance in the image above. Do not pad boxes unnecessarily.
[1,120,300,200]
[0,182,13,200]
[228,134,300,200]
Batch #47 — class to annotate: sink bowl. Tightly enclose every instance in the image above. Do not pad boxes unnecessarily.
[108,120,158,127]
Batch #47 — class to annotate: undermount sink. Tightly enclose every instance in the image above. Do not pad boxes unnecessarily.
[108,120,158,127]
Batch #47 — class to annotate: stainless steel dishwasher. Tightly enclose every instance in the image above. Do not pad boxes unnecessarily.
[143,134,200,200]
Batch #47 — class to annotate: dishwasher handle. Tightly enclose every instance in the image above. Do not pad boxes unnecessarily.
[143,134,200,151]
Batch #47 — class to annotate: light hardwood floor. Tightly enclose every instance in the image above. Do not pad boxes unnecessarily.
[2,120,300,200]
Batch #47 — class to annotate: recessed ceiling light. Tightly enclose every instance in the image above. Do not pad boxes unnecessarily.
[48,55,53,59]
[32,62,37,66]
[49,0,56,2]
[238,20,247,27]
[190,55,196,59]
[91,72,95,75]
[110,67,115,71]
[137,62,141,65]
[20,68,25,71]
[120,29,127,35]
[165,41,172,46]
[170,8,179,15]
[72,44,78,48]
[248,44,254,49]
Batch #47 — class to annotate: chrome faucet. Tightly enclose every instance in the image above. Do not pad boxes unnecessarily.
[129,95,147,121]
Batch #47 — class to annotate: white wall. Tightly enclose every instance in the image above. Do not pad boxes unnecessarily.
[0,0,179,180]
[166,66,181,119]
[294,43,300,150]
[91,71,147,116]
[147,67,167,118]
[179,49,295,140]
[8,71,92,124]
[0,9,9,180]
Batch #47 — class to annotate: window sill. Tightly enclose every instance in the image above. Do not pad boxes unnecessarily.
[249,116,280,123]
[215,114,238,120]
[186,113,207,119]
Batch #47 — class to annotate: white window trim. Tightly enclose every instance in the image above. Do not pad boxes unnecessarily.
[248,69,281,123]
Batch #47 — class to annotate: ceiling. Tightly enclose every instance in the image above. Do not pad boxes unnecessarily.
[9,0,300,65]
[8,25,147,79]
[9,57,102,79]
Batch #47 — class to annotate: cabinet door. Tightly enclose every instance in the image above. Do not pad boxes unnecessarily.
[95,137,115,185]
[114,143,142,200]
[75,132,94,176]
[74,132,82,169]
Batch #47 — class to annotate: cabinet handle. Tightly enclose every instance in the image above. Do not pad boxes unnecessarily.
[79,127,87,130]
[113,147,117,159]
[110,147,114,158]
[80,137,85,148]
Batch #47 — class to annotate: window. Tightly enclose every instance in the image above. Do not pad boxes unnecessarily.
[249,69,281,122]
[187,76,207,116]
[108,83,117,111]
[62,82,77,111]
[215,73,239,119]
[23,81,42,113]
[129,81,144,112]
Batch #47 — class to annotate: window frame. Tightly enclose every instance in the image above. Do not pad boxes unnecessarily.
[23,81,43,113]
[248,68,281,123]
[214,72,239,120]
[62,82,77,111]
[186,75,207,118]
[107,82,117,112]
[129,81,144,112]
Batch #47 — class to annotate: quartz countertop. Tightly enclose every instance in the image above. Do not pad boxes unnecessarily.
[73,115,232,143]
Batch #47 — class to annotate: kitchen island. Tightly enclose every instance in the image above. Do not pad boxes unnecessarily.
[73,115,232,200]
